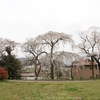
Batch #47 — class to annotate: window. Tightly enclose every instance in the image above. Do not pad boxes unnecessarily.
[95,65,98,70]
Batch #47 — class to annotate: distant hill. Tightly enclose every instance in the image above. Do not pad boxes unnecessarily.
[18,58,26,62]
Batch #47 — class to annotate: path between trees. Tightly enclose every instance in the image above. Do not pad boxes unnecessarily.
[8,80,92,82]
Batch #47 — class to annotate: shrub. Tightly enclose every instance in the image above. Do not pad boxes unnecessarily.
[80,76,84,80]
[0,67,8,80]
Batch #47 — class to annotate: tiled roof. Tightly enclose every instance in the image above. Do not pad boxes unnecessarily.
[73,59,98,66]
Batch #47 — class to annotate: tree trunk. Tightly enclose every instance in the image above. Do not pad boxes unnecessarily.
[71,66,73,79]
[34,59,42,80]
[46,73,51,79]
[34,66,41,80]
[51,62,54,79]
[98,63,100,78]
[93,57,100,78]
[91,57,94,79]
[8,67,11,79]
[35,76,38,80]
[50,45,54,79]
[57,65,59,79]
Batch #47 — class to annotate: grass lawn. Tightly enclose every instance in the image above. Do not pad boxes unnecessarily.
[0,80,100,100]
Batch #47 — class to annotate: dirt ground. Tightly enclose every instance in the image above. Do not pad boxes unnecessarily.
[8,79,92,82]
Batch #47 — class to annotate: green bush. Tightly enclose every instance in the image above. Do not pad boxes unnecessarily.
[80,76,84,80]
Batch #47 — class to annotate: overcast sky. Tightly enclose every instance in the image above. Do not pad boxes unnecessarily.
[0,0,100,57]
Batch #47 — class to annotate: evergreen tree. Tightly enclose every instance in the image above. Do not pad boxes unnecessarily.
[0,55,22,79]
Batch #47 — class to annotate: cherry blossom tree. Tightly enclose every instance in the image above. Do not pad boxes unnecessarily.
[41,51,80,79]
[34,31,75,79]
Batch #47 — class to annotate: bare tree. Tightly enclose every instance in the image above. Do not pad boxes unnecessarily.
[4,39,18,57]
[0,38,18,57]
[54,51,79,78]
[34,31,74,79]
[0,38,18,61]
[21,38,47,80]
[54,51,83,79]
[78,26,100,78]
